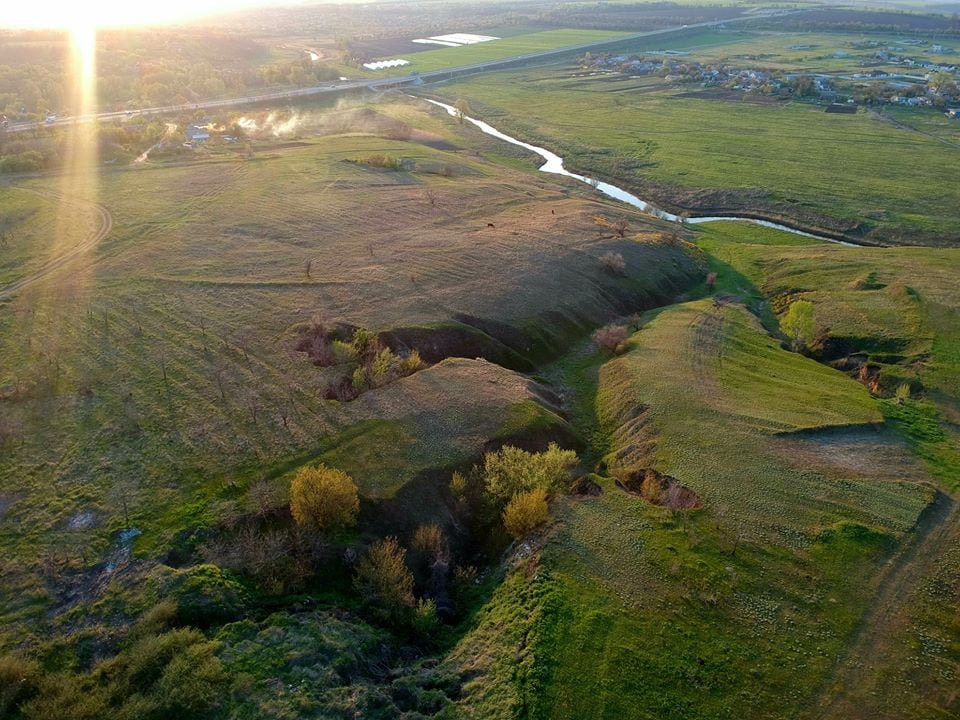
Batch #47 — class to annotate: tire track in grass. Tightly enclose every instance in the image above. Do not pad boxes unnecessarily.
[0,187,113,301]
[810,489,959,719]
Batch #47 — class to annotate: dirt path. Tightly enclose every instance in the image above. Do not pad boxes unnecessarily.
[869,109,960,152]
[810,489,959,719]
[0,187,113,301]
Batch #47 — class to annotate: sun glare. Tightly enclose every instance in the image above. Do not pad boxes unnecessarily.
[2,0,268,29]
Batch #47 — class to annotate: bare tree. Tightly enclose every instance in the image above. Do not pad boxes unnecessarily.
[233,327,255,363]
[453,98,471,124]
[613,217,629,238]
[209,359,229,401]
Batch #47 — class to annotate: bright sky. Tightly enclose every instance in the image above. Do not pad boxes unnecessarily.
[1,0,280,28]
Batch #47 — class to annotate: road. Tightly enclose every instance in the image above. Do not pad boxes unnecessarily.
[3,12,787,134]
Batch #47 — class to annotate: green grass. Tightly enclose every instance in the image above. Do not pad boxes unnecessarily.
[693,220,822,247]
[693,226,960,421]
[0,97,701,649]
[435,64,960,245]
[368,29,631,75]
[446,298,934,719]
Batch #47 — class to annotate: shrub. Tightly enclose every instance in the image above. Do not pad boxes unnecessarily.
[592,324,630,354]
[401,350,423,374]
[503,486,550,538]
[483,443,578,503]
[351,328,382,360]
[353,537,416,622]
[352,365,369,391]
[33,629,225,720]
[895,383,911,404]
[371,348,396,386]
[599,251,626,274]
[355,153,402,170]
[411,524,447,562]
[289,465,360,532]
[449,471,467,501]
[781,299,816,350]
[161,564,249,628]
[0,654,40,717]
[330,339,358,364]
[412,599,440,639]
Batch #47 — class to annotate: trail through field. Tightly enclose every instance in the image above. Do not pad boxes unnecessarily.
[811,489,959,719]
[0,187,113,301]
[869,109,960,152]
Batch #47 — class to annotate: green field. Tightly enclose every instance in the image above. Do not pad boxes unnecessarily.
[432,60,960,245]
[366,29,632,75]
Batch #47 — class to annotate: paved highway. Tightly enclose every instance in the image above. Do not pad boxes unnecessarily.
[3,12,790,134]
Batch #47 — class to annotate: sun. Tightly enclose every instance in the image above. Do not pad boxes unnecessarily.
[2,0,268,30]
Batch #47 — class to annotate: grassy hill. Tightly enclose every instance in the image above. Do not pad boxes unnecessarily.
[0,97,700,651]
[443,298,938,719]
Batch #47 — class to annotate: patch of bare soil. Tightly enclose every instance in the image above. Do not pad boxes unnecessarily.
[569,475,603,497]
[773,425,928,483]
[616,468,701,509]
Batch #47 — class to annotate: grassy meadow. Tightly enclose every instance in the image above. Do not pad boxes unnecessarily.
[0,97,699,651]
[434,61,960,245]
[368,29,631,74]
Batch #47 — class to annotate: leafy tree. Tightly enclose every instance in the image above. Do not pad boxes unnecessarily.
[483,443,577,503]
[781,299,816,350]
[289,465,359,531]
[503,486,550,538]
[353,537,415,621]
[929,70,956,95]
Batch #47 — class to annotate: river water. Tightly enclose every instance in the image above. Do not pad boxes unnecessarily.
[425,98,856,247]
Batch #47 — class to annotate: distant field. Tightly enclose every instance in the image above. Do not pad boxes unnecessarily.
[665,30,958,73]
[355,28,632,76]
[434,64,960,245]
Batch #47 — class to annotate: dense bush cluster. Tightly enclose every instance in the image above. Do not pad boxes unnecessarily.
[295,322,423,401]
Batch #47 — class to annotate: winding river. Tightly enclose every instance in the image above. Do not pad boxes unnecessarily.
[425,98,856,247]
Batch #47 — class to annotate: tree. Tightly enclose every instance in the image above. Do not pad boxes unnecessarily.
[353,537,415,621]
[453,98,471,124]
[781,299,816,350]
[289,465,359,531]
[793,74,815,97]
[483,443,578,503]
[592,324,629,354]
[929,70,955,95]
[503,486,550,538]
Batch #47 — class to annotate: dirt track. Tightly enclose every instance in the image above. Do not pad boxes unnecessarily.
[0,187,113,301]
[809,489,959,719]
